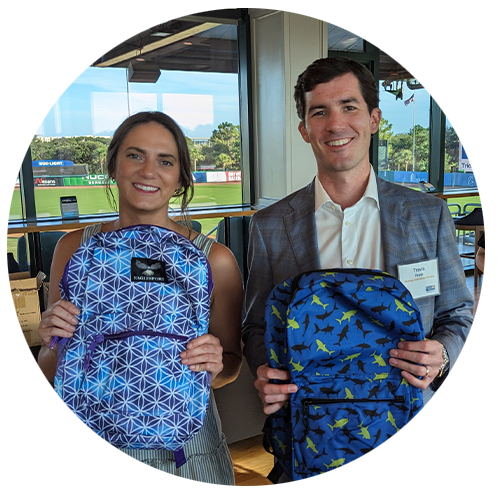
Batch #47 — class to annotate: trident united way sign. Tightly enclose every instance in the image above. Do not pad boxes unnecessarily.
[458,129,486,173]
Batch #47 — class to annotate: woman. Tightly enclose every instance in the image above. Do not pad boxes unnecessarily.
[37,111,243,485]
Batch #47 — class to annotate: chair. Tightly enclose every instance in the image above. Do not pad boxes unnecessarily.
[7,252,20,273]
[216,216,252,283]
[447,203,462,218]
[7,347,54,486]
[453,212,484,288]
[463,203,481,215]
[177,219,202,233]
[17,231,66,281]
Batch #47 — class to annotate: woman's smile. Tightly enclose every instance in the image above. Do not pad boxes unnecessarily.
[133,182,160,193]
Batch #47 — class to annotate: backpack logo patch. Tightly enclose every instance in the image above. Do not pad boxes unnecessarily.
[131,257,167,283]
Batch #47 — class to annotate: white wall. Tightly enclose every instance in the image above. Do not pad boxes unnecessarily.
[250,9,327,206]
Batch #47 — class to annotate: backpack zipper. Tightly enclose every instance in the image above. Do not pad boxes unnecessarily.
[83,331,189,372]
[290,268,393,293]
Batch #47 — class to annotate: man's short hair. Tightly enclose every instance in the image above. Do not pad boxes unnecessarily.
[294,57,379,122]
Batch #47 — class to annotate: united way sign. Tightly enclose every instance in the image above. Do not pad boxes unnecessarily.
[458,129,486,173]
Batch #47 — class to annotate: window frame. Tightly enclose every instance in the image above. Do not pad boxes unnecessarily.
[9,9,254,281]
[328,10,485,192]
[11,9,254,228]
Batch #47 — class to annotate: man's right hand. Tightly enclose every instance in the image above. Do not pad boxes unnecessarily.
[254,363,298,415]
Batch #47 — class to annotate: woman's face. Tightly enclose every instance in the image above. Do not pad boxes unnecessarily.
[114,122,182,220]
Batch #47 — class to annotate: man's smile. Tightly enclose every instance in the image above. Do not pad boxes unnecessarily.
[326,138,353,147]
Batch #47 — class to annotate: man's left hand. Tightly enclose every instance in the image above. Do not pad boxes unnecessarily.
[389,339,444,389]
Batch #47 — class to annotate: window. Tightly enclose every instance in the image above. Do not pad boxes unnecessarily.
[444,32,485,190]
[377,52,430,187]
[328,24,364,52]
[9,12,246,226]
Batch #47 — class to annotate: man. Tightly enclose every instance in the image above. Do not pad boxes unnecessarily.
[242,57,473,417]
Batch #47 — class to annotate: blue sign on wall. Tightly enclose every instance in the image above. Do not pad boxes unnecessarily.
[458,129,486,172]
[32,160,74,167]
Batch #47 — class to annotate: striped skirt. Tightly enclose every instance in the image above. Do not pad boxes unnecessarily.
[54,392,235,486]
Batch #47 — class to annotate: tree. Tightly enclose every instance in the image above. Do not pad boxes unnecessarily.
[378,117,394,142]
[444,126,459,173]
[186,138,205,171]
[202,122,241,171]
[387,125,429,172]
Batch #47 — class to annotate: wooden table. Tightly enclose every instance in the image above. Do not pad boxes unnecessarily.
[7,207,257,235]
[433,190,479,200]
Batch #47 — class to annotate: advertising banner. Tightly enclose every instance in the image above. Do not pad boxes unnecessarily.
[458,129,486,172]
[207,172,228,183]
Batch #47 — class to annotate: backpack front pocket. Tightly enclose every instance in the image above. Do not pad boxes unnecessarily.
[291,380,412,477]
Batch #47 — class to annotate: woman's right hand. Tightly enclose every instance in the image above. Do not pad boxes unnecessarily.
[38,299,80,347]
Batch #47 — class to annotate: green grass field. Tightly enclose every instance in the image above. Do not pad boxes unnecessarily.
[7,184,242,256]
[9,183,243,219]
[7,184,482,258]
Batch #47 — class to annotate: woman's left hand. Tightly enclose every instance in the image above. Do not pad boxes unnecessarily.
[180,334,224,381]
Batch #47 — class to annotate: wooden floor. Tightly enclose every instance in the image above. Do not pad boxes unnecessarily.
[47,276,485,486]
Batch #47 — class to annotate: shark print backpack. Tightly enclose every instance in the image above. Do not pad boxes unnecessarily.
[52,225,212,467]
[263,268,424,481]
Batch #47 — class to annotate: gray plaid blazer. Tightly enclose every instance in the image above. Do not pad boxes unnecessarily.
[242,177,473,401]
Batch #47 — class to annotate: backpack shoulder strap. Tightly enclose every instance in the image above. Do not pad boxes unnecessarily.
[192,232,214,257]
[81,222,103,244]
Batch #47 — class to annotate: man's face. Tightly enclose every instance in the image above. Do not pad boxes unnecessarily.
[298,72,381,176]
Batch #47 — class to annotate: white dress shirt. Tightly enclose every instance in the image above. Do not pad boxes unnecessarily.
[314,167,384,270]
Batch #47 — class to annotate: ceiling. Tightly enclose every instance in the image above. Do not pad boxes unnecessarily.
[14,8,485,78]
[18,8,238,73]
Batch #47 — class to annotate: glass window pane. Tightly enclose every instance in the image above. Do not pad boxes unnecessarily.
[377,54,430,189]
[444,34,485,190]
[328,24,364,52]
[17,16,243,222]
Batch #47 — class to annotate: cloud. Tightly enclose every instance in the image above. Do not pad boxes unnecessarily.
[162,93,213,131]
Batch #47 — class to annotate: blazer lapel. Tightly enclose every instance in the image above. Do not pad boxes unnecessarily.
[377,177,411,277]
[283,181,321,272]
[279,177,413,276]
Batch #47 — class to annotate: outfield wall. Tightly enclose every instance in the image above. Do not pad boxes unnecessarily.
[378,171,478,188]
[33,171,475,189]
[34,171,243,187]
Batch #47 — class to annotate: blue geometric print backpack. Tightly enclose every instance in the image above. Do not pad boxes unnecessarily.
[263,268,424,481]
[52,225,212,467]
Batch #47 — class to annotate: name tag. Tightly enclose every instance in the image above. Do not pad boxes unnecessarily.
[397,258,440,299]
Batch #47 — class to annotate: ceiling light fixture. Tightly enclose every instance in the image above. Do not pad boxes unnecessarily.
[127,61,160,83]
[96,22,220,67]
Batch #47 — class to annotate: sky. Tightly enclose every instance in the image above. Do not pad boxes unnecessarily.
[37,62,429,141]
[380,80,485,133]
[38,67,240,139]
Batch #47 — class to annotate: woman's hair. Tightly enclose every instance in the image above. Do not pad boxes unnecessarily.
[105,111,194,217]
[294,57,379,122]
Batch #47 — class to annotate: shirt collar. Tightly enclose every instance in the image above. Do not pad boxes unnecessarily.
[314,166,380,212]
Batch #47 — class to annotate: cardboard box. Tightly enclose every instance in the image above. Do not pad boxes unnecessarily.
[10,271,45,347]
